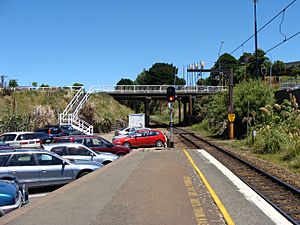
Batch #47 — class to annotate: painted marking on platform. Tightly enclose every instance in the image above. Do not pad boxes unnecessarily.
[183,176,209,225]
[198,149,293,225]
[183,148,235,225]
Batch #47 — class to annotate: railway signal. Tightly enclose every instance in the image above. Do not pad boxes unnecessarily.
[166,86,175,102]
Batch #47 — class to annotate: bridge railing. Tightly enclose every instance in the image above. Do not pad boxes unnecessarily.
[90,85,226,93]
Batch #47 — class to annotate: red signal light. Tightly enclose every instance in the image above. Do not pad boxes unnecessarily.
[168,96,175,102]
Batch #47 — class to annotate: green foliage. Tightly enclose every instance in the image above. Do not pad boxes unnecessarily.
[272,60,286,77]
[234,80,274,126]
[117,78,134,85]
[253,125,289,154]
[135,63,178,85]
[8,79,18,88]
[202,79,274,137]
[0,113,33,133]
[80,93,133,132]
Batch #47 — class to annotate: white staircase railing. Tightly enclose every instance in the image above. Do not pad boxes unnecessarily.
[59,87,94,135]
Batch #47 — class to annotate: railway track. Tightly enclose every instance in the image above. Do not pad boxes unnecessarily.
[174,127,300,225]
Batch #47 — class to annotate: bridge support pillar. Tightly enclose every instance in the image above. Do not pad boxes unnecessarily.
[183,100,188,125]
[144,97,151,127]
[178,98,181,124]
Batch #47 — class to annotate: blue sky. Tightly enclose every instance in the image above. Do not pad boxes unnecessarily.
[0,0,299,88]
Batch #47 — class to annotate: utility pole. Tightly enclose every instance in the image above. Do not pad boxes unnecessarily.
[218,41,224,88]
[254,0,259,79]
[0,75,8,88]
[228,71,235,140]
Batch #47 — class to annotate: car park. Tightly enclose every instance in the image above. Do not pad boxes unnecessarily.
[0,149,103,188]
[112,129,167,148]
[53,135,131,156]
[0,132,41,148]
[0,176,28,217]
[43,143,119,165]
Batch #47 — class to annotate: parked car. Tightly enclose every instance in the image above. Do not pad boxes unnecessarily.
[53,135,131,156]
[35,125,83,137]
[0,149,102,188]
[0,175,29,217]
[43,143,119,165]
[35,125,63,137]
[32,132,52,144]
[59,125,84,136]
[0,132,41,148]
[112,129,167,148]
[0,141,14,151]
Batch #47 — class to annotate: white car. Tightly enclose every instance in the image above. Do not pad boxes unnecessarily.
[42,143,119,165]
[0,132,41,148]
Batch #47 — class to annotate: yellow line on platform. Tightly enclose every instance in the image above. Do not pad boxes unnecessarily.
[182,148,235,225]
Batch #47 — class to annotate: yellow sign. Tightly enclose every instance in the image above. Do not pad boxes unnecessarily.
[228,114,235,122]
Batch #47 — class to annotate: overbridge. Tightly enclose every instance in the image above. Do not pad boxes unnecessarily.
[58,85,226,134]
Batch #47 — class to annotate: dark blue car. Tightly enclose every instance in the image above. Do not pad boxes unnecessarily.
[0,176,28,217]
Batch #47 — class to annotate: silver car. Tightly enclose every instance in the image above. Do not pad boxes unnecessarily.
[42,143,119,165]
[0,149,102,188]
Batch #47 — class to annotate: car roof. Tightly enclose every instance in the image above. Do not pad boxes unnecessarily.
[56,135,99,139]
[44,143,87,148]
[0,149,49,154]
[1,131,34,135]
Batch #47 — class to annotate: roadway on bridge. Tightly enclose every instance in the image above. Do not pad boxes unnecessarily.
[0,147,291,225]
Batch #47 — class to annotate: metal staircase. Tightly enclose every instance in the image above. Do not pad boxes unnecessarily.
[59,87,94,135]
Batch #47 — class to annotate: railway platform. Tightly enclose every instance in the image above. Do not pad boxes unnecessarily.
[0,146,292,225]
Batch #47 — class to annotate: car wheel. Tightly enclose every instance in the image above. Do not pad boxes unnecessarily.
[155,140,164,147]
[77,171,90,179]
[123,142,131,148]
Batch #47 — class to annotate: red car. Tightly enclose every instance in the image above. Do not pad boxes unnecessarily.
[53,135,131,156]
[112,129,167,148]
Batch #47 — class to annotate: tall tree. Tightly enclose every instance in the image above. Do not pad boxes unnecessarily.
[116,78,134,85]
[272,60,286,77]
[135,63,178,85]
[208,53,238,85]
[8,79,18,88]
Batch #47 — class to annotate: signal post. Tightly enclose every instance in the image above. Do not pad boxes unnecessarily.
[167,86,175,148]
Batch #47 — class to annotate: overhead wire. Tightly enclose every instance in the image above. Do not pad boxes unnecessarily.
[230,0,297,55]
[265,31,300,53]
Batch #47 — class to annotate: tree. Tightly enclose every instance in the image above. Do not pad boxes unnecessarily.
[207,53,238,85]
[272,60,286,77]
[40,84,50,87]
[32,82,38,87]
[8,79,18,88]
[135,63,179,85]
[245,49,269,79]
[116,78,134,85]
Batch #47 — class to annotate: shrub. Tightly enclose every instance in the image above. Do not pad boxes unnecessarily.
[253,125,289,154]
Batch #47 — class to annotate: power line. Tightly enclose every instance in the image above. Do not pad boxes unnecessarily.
[265,31,300,53]
[230,0,297,55]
